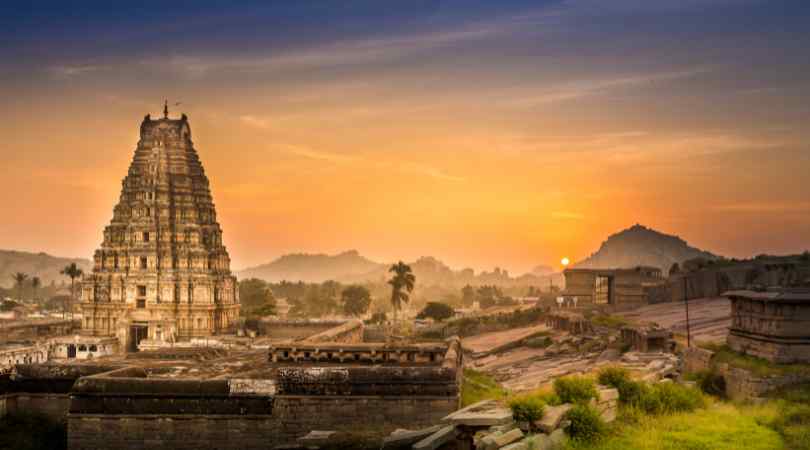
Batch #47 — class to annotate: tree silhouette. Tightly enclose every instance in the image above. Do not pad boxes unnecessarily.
[388,261,415,320]
[12,272,28,301]
[60,263,83,319]
[31,276,41,302]
[417,302,455,322]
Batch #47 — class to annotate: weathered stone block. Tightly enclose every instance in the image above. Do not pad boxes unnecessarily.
[534,404,572,433]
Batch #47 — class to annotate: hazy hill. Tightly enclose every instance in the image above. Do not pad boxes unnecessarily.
[238,250,385,283]
[238,251,561,288]
[574,224,718,272]
[0,250,92,288]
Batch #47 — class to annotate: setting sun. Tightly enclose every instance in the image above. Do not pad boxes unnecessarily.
[561,257,570,267]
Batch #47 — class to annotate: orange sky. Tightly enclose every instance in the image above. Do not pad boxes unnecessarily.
[1,1,809,274]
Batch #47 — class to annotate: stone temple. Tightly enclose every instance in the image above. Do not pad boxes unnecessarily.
[80,105,240,351]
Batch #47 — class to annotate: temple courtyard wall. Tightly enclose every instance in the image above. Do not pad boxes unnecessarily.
[66,338,462,449]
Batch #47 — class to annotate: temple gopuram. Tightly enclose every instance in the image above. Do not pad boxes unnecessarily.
[79,104,240,351]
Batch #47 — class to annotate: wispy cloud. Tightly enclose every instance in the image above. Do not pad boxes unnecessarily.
[151,11,560,78]
[48,64,107,78]
[284,146,358,164]
[271,143,464,182]
[507,68,710,107]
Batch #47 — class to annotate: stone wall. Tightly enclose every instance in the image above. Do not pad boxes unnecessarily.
[66,338,462,449]
[303,319,363,344]
[723,366,810,401]
[545,311,593,335]
[269,342,448,365]
[68,394,457,450]
[0,364,118,421]
[258,319,347,341]
[682,346,715,373]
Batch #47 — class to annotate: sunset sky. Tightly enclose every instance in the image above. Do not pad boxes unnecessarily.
[1,0,809,274]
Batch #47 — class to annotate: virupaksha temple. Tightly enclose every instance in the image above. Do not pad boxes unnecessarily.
[80,104,240,351]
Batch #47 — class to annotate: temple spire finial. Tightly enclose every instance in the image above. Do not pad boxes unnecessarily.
[163,99,169,119]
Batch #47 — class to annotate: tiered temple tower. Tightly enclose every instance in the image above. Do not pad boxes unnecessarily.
[80,106,240,351]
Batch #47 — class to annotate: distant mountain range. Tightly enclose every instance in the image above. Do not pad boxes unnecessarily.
[238,251,562,288]
[0,223,718,289]
[574,224,718,272]
[0,250,92,288]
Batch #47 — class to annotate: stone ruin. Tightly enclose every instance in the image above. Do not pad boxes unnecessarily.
[620,323,675,353]
[725,288,810,363]
[1,315,463,450]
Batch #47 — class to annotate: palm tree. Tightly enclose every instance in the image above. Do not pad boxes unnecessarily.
[31,276,41,303]
[61,263,83,319]
[387,261,415,321]
[12,272,28,302]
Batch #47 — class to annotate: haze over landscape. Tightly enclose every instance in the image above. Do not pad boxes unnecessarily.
[2,0,810,274]
[5,3,810,450]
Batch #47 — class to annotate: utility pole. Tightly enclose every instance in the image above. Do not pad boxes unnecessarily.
[684,276,692,347]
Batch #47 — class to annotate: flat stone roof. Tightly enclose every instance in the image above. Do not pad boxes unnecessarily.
[723,288,810,303]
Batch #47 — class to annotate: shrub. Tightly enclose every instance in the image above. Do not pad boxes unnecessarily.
[597,366,631,389]
[619,380,705,415]
[508,394,546,424]
[554,375,598,404]
[565,404,606,443]
[616,378,647,406]
[654,382,706,413]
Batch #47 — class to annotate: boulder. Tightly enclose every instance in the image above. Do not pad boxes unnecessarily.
[491,429,524,448]
[523,434,553,450]
[297,430,339,446]
[382,425,443,449]
[448,408,513,427]
[549,429,567,448]
[534,404,572,433]
[413,425,457,450]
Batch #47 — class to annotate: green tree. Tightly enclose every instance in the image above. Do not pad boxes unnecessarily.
[417,302,455,322]
[60,263,83,319]
[12,272,28,301]
[31,276,41,302]
[238,278,276,317]
[341,285,372,317]
[388,261,415,320]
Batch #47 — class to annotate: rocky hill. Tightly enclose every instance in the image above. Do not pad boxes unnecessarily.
[0,250,92,288]
[574,224,718,272]
[237,250,385,283]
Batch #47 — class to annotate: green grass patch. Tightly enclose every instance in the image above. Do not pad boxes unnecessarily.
[759,382,810,450]
[565,402,784,450]
[461,368,508,406]
[699,343,810,377]
[590,315,632,329]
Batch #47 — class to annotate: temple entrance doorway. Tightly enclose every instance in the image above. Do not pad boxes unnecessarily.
[128,323,149,352]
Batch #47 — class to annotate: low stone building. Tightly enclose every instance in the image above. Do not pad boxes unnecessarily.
[563,266,665,309]
[725,288,810,363]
